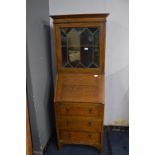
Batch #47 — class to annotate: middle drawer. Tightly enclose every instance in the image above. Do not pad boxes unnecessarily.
[57,116,102,132]
[56,103,103,117]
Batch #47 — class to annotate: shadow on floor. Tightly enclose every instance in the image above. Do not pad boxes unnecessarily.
[45,127,129,155]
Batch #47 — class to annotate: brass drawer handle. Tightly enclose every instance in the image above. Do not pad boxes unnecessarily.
[88,134,92,138]
[88,121,92,126]
[88,108,92,113]
[65,108,70,112]
[66,120,70,126]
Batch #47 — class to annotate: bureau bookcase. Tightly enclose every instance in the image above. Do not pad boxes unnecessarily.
[51,14,109,153]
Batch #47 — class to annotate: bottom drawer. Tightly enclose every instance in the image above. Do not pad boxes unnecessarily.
[59,130,100,144]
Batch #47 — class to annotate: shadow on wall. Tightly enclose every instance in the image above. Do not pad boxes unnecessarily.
[105,65,129,126]
[42,20,56,136]
[49,20,57,84]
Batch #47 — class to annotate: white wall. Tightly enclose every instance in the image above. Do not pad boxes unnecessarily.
[27,0,53,153]
[49,0,129,126]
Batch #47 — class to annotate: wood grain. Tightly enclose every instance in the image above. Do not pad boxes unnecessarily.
[56,103,103,117]
[51,13,109,24]
[54,73,104,103]
[26,97,32,155]
[53,22,106,74]
[57,116,102,132]
[59,130,100,144]
[51,14,108,153]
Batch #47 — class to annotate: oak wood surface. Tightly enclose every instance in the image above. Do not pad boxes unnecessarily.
[51,14,108,153]
[51,13,109,19]
[51,13,109,24]
[59,130,100,144]
[54,22,106,74]
[54,73,104,103]
[57,116,102,132]
[26,97,32,155]
[56,103,103,117]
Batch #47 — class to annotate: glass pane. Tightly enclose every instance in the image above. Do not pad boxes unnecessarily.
[61,27,99,68]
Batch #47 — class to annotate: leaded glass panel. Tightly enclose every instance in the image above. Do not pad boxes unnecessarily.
[61,27,99,68]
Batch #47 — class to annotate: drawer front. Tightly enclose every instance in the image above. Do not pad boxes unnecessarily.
[56,103,103,117]
[59,130,100,144]
[57,116,102,132]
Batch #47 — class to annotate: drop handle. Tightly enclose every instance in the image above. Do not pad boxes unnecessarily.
[66,120,70,126]
[88,108,92,113]
[66,108,70,112]
[88,134,92,138]
[88,121,92,126]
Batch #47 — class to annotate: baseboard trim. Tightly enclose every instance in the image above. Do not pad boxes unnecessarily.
[33,150,44,155]
[104,125,129,155]
[43,137,52,154]
[105,125,129,132]
[33,137,52,155]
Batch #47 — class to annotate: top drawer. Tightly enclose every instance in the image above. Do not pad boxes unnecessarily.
[56,103,103,117]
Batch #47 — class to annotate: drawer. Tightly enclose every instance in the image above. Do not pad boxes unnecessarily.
[57,116,102,132]
[56,103,103,117]
[59,130,100,144]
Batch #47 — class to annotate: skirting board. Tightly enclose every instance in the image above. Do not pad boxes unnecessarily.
[33,150,44,155]
[105,125,129,132]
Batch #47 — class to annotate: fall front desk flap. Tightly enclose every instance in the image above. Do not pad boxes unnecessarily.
[54,73,104,103]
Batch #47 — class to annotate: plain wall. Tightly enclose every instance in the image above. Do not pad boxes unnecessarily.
[27,0,54,154]
[49,0,129,125]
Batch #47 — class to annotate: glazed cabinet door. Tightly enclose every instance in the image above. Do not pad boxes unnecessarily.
[54,23,105,74]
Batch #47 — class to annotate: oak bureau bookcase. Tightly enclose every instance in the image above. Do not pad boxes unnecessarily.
[50,14,109,153]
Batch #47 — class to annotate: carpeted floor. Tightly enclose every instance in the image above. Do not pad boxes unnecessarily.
[45,127,129,155]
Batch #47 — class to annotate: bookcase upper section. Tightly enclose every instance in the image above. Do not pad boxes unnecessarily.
[51,14,109,74]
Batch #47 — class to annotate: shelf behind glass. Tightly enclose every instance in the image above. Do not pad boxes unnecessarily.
[61,27,99,68]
